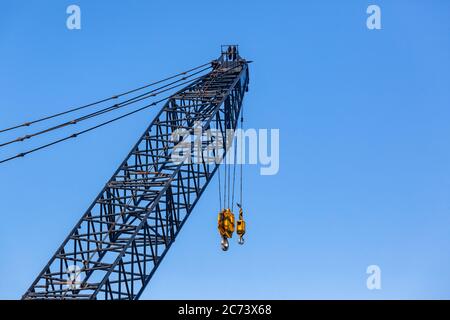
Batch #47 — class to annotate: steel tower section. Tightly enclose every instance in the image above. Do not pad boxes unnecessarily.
[23,47,250,300]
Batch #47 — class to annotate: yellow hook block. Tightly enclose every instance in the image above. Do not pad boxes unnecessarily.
[218,208,235,239]
[236,207,246,245]
[218,209,235,251]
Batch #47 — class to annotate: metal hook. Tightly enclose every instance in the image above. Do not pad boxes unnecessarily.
[221,237,229,251]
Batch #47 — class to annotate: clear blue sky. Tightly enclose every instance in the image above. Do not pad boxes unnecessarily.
[1,0,450,299]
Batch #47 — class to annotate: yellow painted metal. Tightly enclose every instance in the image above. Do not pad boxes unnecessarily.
[236,207,246,244]
[218,208,235,239]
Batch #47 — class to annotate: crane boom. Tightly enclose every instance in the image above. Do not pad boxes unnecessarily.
[23,46,250,300]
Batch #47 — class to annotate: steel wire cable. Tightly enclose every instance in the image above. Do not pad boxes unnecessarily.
[232,133,237,212]
[0,62,246,167]
[0,76,206,165]
[0,66,211,148]
[240,103,244,207]
[0,62,212,134]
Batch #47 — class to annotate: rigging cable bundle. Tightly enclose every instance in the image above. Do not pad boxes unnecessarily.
[216,46,247,251]
[0,63,214,164]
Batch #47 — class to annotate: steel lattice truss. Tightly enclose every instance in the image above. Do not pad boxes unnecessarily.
[23,50,250,300]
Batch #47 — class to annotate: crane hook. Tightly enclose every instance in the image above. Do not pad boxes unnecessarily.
[236,204,246,245]
[221,237,229,251]
[218,209,235,251]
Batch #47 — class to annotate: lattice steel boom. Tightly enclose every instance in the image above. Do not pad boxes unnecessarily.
[23,46,250,300]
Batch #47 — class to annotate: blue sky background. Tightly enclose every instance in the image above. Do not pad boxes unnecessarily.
[1,0,450,299]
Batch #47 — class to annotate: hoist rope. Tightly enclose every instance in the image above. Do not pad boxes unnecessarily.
[231,131,237,212]
[0,62,250,165]
[240,103,244,207]
[0,75,207,165]
[0,62,212,134]
[0,67,211,148]
[218,163,222,210]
